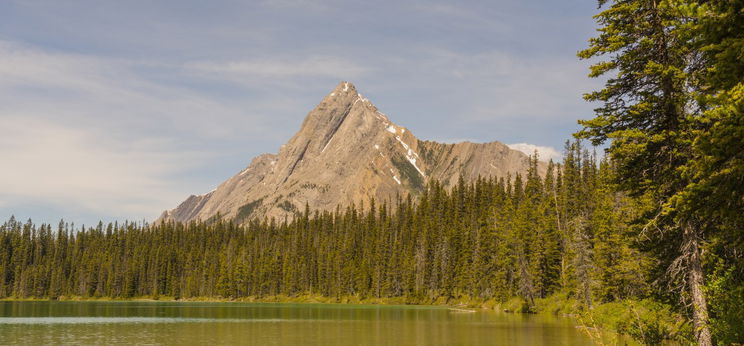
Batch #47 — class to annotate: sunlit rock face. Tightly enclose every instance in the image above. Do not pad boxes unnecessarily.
[158,82,544,224]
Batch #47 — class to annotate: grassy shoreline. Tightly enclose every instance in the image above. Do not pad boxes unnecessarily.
[0,294,503,309]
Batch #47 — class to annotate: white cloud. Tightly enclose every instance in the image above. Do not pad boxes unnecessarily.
[0,40,274,221]
[0,40,271,139]
[0,116,210,218]
[0,39,377,223]
[507,143,562,161]
[0,0,599,224]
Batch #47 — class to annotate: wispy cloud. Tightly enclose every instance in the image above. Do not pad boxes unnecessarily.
[0,40,265,222]
[185,56,370,83]
[0,40,267,139]
[0,0,601,225]
[0,116,207,218]
[0,39,376,223]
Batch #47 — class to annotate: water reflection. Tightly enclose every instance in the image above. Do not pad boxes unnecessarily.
[0,301,610,345]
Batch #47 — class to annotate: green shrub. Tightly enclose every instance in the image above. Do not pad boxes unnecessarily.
[587,300,692,345]
[502,297,531,313]
[706,263,744,345]
[534,292,579,315]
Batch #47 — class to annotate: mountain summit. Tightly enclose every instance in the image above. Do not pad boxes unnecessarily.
[158,82,544,223]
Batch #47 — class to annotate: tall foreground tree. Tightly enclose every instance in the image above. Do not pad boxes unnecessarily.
[578,0,709,344]
[579,1,743,345]
[684,0,744,238]
[685,2,744,343]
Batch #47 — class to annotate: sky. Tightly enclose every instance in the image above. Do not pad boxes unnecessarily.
[0,0,604,226]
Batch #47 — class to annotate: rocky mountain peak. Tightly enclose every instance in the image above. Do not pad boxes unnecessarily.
[333,81,357,95]
[158,82,544,224]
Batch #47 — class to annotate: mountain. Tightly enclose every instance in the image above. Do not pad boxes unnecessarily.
[158,82,545,223]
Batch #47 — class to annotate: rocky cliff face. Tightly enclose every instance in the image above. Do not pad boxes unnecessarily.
[158,82,544,223]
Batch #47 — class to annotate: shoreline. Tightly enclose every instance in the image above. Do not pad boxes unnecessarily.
[0,294,504,310]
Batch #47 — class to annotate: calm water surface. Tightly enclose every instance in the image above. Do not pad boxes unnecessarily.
[0,301,611,345]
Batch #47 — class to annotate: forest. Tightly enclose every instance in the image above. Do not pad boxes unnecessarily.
[1,0,742,345]
[1,141,741,344]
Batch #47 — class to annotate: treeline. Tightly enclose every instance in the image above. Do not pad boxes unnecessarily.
[3,0,741,344]
[0,143,644,305]
[1,141,741,343]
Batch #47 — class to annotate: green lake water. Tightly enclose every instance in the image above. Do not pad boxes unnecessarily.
[0,301,616,345]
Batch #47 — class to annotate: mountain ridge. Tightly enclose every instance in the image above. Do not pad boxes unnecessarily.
[158,82,546,223]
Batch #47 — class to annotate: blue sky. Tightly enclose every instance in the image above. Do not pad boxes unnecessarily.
[0,0,603,226]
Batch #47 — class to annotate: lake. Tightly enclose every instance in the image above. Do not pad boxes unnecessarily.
[0,301,615,345]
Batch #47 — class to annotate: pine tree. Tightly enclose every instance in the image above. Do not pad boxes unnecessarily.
[578,1,711,343]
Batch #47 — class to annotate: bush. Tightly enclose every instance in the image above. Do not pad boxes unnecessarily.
[534,292,579,315]
[586,300,692,345]
[706,263,744,345]
[501,297,531,313]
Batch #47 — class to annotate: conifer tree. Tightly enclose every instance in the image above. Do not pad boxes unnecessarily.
[578,0,711,343]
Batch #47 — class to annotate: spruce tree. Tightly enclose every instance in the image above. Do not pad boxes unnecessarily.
[578,0,711,343]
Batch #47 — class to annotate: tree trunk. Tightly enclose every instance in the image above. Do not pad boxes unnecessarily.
[517,252,535,308]
[684,223,712,346]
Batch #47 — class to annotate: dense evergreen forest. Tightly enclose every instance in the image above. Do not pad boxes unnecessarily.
[1,142,741,344]
[0,0,742,345]
[0,147,598,301]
